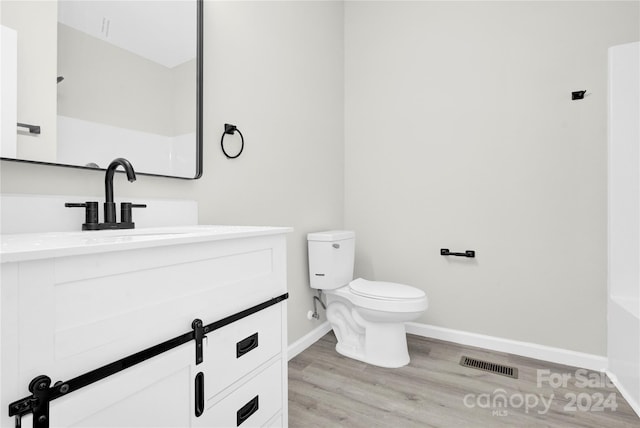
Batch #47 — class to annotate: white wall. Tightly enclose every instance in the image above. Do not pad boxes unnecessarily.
[0,1,344,345]
[2,0,637,356]
[344,1,639,356]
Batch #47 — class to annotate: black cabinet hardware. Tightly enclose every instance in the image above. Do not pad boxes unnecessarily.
[17,123,40,134]
[236,395,259,426]
[194,372,204,417]
[236,333,259,358]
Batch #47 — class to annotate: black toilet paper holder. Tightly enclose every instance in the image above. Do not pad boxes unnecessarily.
[441,248,475,258]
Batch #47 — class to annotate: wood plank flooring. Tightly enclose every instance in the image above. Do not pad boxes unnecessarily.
[289,332,640,427]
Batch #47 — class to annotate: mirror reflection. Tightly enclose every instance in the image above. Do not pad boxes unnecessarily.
[1,0,202,179]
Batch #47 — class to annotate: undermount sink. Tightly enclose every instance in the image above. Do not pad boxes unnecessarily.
[92,226,212,237]
[101,225,270,236]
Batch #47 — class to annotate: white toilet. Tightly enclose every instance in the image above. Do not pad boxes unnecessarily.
[307,230,428,368]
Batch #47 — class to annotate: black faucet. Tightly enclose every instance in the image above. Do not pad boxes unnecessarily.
[65,158,146,230]
[104,158,136,224]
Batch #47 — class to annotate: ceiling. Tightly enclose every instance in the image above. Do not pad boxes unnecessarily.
[58,0,197,68]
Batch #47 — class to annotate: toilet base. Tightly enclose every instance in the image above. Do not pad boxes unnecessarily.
[326,298,413,368]
[334,322,410,368]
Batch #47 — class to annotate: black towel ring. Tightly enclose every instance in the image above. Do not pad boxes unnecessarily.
[220,123,244,159]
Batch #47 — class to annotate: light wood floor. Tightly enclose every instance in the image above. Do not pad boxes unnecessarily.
[289,332,640,427]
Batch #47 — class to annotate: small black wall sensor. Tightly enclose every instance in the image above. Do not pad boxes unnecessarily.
[572,90,587,100]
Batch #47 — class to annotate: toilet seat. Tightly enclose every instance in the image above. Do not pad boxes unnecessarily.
[349,278,425,301]
[328,278,428,313]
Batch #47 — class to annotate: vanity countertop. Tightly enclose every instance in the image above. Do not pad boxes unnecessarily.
[0,225,293,263]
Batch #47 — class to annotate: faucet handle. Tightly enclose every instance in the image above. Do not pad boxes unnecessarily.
[65,201,99,230]
[120,202,147,225]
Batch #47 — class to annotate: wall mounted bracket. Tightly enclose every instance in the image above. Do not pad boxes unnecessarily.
[221,123,245,159]
[441,248,475,258]
[572,90,587,100]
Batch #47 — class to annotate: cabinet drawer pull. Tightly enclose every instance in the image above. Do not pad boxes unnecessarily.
[236,395,259,426]
[194,372,204,417]
[236,332,259,358]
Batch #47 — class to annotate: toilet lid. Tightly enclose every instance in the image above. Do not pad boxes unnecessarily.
[349,278,425,300]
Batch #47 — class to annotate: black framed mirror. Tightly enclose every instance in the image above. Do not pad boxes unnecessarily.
[0,0,203,179]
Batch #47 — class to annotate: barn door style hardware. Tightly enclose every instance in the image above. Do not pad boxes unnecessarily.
[8,293,288,428]
[192,319,206,365]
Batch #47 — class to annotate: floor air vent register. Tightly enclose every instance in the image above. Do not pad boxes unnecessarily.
[460,356,519,379]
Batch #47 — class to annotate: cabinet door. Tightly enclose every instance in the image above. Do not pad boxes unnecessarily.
[190,304,285,428]
[192,360,282,428]
[203,304,283,399]
[19,343,196,428]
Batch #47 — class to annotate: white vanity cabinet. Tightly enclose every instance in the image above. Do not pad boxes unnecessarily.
[0,226,290,428]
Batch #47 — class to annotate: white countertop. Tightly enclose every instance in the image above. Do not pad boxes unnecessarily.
[0,225,293,263]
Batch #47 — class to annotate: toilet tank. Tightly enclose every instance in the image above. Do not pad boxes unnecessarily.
[307,230,355,290]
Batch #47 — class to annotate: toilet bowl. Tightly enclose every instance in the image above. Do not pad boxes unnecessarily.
[325,278,427,367]
[307,231,428,368]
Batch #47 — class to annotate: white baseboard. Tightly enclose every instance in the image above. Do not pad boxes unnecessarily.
[606,370,640,418]
[406,322,608,372]
[288,321,634,416]
[288,321,332,361]
[286,321,609,371]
